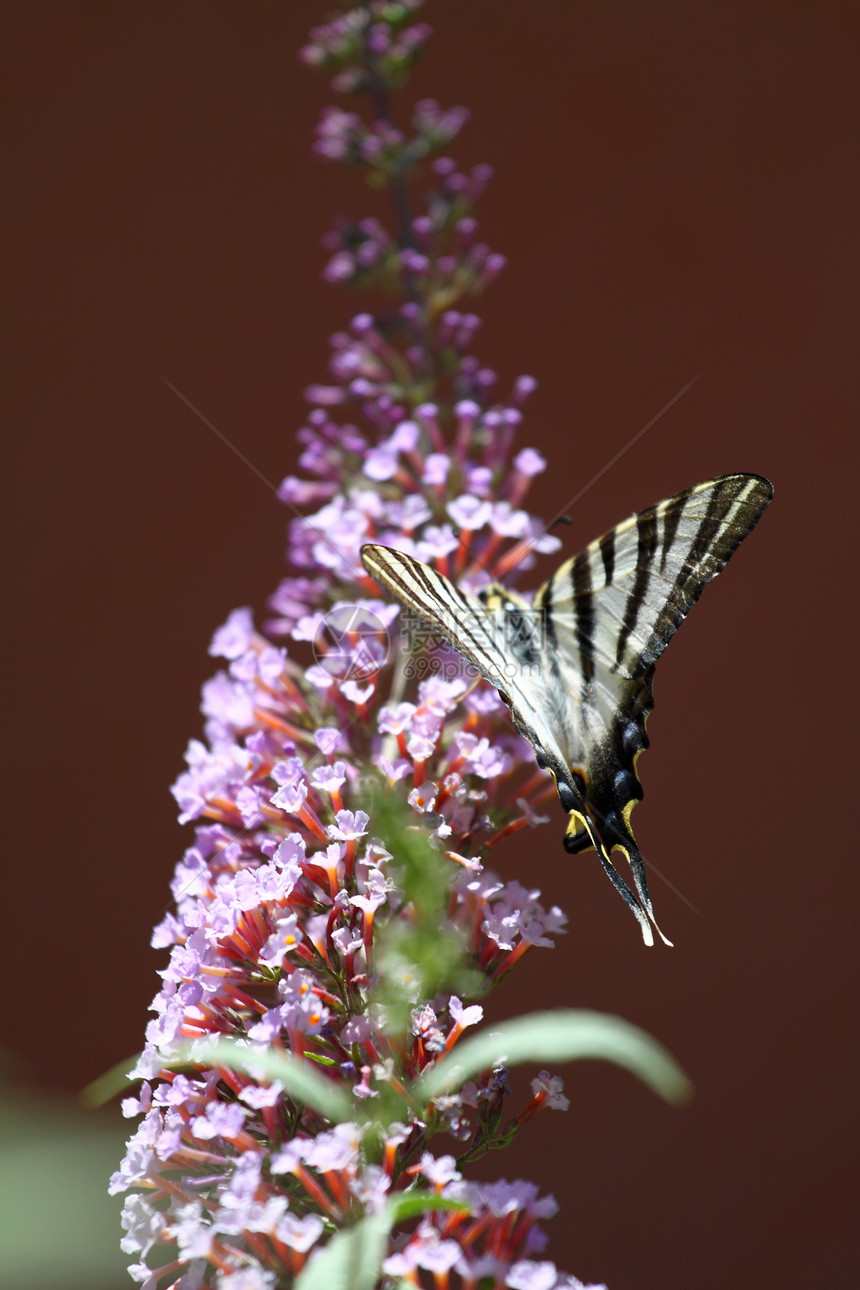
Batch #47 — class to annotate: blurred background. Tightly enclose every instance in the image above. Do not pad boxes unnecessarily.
[3,2,857,1286]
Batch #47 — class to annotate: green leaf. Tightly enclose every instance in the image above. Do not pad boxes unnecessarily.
[170,1038,353,1124]
[80,1053,141,1108]
[368,792,449,917]
[385,1190,469,1222]
[415,1009,692,1106]
[295,1212,390,1290]
[295,1191,468,1290]
[367,793,480,1035]
[373,923,478,1037]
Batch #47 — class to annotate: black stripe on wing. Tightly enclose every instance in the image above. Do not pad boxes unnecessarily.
[659,485,689,572]
[614,509,659,669]
[571,551,595,687]
[599,528,616,586]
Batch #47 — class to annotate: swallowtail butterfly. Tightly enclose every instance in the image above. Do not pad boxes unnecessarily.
[361,473,773,946]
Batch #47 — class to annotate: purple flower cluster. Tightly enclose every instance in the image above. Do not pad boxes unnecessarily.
[382,1173,600,1290]
[300,1,431,94]
[114,5,608,1288]
[314,100,468,169]
[319,160,502,295]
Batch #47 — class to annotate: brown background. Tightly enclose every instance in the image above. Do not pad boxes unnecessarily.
[3,2,858,1287]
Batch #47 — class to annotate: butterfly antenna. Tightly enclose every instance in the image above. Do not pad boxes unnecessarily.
[457,670,484,702]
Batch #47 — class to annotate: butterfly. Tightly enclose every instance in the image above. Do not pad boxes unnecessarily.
[361,473,773,946]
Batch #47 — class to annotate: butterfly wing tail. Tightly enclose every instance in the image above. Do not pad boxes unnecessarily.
[562,793,671,947]
[565,807,657,947]
[595,846,655,947]
[614,837,673,948]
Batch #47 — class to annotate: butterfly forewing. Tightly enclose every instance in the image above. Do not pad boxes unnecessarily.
[359,545,510,690]
[359,544,572,775]
[534,474,774,681]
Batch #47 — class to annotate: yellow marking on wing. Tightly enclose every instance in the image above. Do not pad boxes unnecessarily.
[565,809,593,849]
[479,584,530,611]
